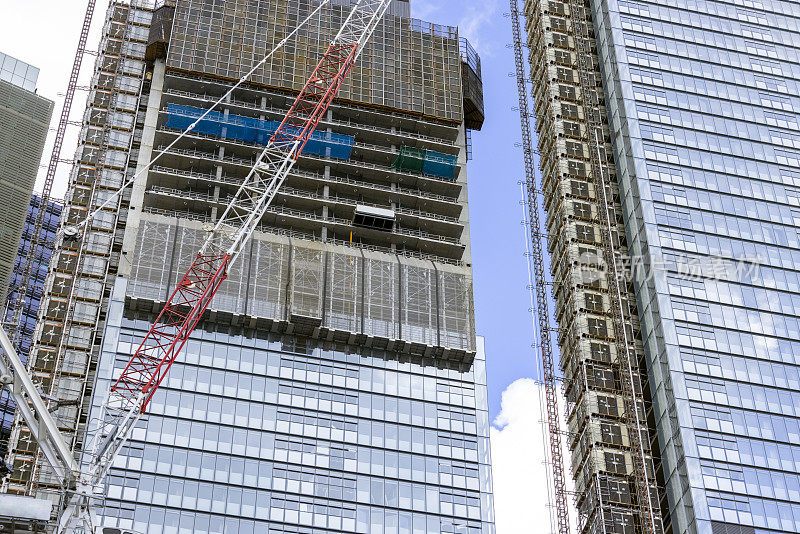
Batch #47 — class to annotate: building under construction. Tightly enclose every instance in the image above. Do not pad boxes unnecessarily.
[513,0,666,533]
[6,0,494,532]
[515,0,800,532]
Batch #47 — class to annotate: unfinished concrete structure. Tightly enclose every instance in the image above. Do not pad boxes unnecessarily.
[519,0,666,533]
[6,1,493,532]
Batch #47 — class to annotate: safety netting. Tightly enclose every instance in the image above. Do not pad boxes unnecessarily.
[165,104,354,160]
[129,215,476,353]
[391,146,458,179]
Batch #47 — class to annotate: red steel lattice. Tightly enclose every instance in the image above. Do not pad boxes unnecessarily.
[111,41,362,412]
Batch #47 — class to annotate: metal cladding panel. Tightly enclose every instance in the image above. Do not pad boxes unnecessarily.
[214,241,250,316]
[127,218,176,301]
[437,263,475,352]
[398,256,438,347]
[289,242,325,321]
[167,0,464,123]
[127,214,475,354]
[249,236,290,320]
[325,247,362,333]
[170,224,210,298]
[0,80,53,300]
[0,495,52,521]
[363,249,399,340]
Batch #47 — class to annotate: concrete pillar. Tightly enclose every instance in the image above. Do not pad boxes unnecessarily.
[211,166,223,220]
[211,185,221,221]
[119,59,166,277]
[322,167,331,242]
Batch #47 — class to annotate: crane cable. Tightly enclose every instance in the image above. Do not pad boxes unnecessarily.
[62,0,332,237]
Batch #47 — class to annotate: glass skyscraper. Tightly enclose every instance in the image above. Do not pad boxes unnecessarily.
[0,52,53,305]
[523,0,800,532]
[92,306,493,533]
[593,0,800,531]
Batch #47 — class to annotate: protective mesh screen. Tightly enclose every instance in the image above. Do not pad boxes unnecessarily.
[363,250,399,340]
[290,245,325,320]
[127,218,175,301]
[437,267,475,350]
[248,237,290,320]
[128,214,475,352]
[400,259,438,347]
[167,0,464,123]
[326,250,361,332]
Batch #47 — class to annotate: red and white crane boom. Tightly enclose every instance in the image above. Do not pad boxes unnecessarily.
[0,1,393,531]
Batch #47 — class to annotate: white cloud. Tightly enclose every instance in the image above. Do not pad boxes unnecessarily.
[410,0,441,20]
[490,378,556,533]
[490,379,579,533]
[456,0,500,56]
[410,0,500,56]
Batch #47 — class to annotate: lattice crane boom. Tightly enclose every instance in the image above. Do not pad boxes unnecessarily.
[54,1,395,531]
[509,1,572,534]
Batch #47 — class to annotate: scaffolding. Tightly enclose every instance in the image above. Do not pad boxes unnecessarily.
[517,0,667,533]
[7,1,155,501]
[168,0,465,124]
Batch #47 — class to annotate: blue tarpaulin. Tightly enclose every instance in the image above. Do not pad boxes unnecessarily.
[165,104,354,160]
[421,150,458,179]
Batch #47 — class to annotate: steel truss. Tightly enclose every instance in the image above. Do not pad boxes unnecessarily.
[509,1,572,534]
[56,1,394,530]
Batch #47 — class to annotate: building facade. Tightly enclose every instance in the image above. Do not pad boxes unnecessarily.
[0,195,62,465]
[0,52,54,303]
[593,1,800,533]
[522,0,800,533]
[523,1,666,534]
[7,1,494,533]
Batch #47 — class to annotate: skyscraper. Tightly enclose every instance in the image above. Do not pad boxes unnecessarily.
[521,0,800,533]
[7,1,494,532]
[521,1,665,533]
[0,195,62,463]
[0,52,54,303]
